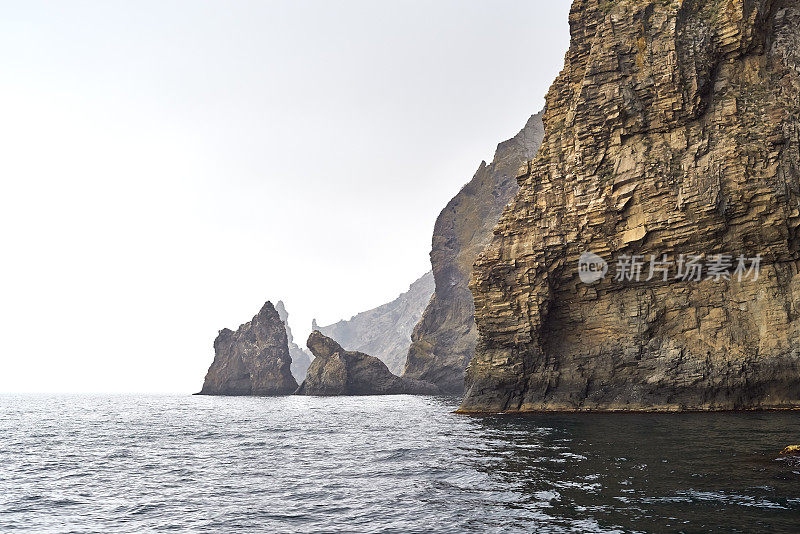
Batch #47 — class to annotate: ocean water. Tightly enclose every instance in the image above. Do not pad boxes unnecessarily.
[1,395,799,533]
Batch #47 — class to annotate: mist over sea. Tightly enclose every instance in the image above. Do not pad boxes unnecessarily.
[2,394,799,533]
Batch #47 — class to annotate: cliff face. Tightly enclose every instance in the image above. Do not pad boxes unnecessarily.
[314,271,433,375]
[199,301,298,396]
[403,113,545,393]
[275,300,313,382]
[462,0,800,412]
[296,331,439,396]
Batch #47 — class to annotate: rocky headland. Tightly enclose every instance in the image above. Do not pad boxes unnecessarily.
[402,113,545,393]
[296,331,440,396]
[314,271,434,375]
[461,0,800,412]
[198,301,298,396]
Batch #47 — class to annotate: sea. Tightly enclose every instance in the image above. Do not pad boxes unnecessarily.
[1,394,799,533]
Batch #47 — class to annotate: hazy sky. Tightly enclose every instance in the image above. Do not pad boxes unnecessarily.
[0,1,571,393]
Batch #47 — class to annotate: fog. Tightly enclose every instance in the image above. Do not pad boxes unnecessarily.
[0,0,570,393]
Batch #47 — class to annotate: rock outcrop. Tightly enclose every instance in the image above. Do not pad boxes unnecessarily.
[275,300,313,382]
[403,113,545,393]
[314,272,434,374]
[297,331,439,396]
[780,445,800,456]
[198,301,298,395]
[461,0,800,412]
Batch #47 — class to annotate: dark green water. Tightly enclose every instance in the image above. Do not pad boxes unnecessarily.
[1,394,798,533]
[470,410,800,532]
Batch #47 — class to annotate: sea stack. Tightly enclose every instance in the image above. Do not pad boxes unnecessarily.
[402,113,544,393]
[314,271,434,374]
[297,331,439,396]
[461,0,800,412]
[198,301,298,396]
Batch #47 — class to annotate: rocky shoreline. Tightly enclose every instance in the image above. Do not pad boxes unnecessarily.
[461,0,800,413]
[402,112,544,393]
[199,0,800,412]
[297,331,439,396]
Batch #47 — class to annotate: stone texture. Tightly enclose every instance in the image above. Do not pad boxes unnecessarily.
[198,301,298,396]
[276,300,313,382]
[297,331,440,396]
[403,113,545,393]
[780,445,800,456]
[314,271,433,374]
[462,0,800,412]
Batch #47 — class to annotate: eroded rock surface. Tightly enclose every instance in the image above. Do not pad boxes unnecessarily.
[462,0,800,412]
[314,271,434,374]
[780,445,800,456]
[198,301,298,396]
[276,300,313,382]
[297,331,439,396]
[403,113,544,393]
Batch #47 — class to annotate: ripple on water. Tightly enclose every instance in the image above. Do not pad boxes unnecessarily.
[0,395,799,533]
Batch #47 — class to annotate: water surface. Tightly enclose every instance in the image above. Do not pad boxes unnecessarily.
[1,394,799,533]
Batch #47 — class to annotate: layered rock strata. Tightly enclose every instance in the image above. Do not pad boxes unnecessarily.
[199,301,298,395]
[462,0,800,412]
[403,113,545,392]
[297,331,439,396]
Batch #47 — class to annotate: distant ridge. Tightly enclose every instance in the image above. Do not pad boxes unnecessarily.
[313,271,434,374]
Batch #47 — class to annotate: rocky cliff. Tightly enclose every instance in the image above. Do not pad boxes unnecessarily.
[402,113,545,393]
[461,0,800,412]
[314,271,434,374]
[275,300,313,382]
[198,301,298,396]
[297,331,440,396]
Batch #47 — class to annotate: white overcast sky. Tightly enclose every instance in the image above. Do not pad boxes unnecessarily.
[0,1,570,393]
